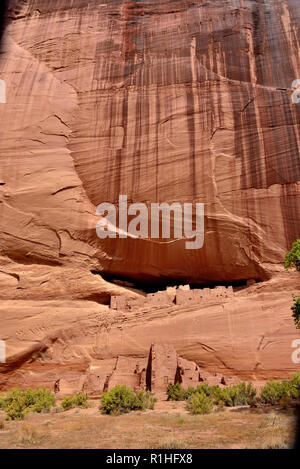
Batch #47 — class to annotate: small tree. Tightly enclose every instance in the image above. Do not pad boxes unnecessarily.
[291,295,300,329]
[185,392,213,415]
[285,240,300,271]
[285,241,300,328]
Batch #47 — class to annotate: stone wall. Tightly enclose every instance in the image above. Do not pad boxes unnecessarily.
[110,286,234,312]
[148,343,178,394]
[175,286,234,306]
[82,343,239,395]
[104,356,147,392]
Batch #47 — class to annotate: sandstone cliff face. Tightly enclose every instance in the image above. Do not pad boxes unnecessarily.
[0,0,299,283]
[0,1,299,389]
[1,272,299,392]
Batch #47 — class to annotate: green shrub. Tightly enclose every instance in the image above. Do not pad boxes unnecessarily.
[285,239,300,272]
[166,381,257,407]
[285,241,300,327]
[61,396,74,411]
[289,371,300,396]
[5,395,27,421]
[185,392,214,415]
[218,382,257,407]
[291,295,300,329]
[185,386,197,400]
[260,373,300,405]
[166,375,300,410]
[1,388,23,409]
[100,385,135,415]
[283,372,300,401]
[166,382,221,402]
[0,396,6,410]
[196,384,223,403]
[24,388,56,413]
[219,386,240,407]
[0,387,56,420]
[61,392,89,411]
[166,383,188,401]
[133,390,157,410]
[194,382,256,407]
[100,385,157,415]
[260,380,291,405]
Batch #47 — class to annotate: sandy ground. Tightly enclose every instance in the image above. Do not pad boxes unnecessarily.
[0,400,297,449]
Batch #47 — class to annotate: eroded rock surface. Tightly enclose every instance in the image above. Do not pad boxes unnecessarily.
[0,0,299,283]
[0,1,299,389]
[0,274,299,391]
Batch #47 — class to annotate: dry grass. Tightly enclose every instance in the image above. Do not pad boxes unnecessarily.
[0,403,297,449]
[152,439,188,449]
[15,423,48,448]
[259,412,291,449]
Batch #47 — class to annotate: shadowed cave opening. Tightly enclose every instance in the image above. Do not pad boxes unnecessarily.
[91,270,253,295]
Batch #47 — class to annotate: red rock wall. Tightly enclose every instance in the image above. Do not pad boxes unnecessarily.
[0,1,299,389]
[0,0,299,284]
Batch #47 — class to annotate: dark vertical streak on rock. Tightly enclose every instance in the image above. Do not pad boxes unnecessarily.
[119,91,129,200]
[143,88,150,199]
[133,92,142,195]
[248,90,263,189]
[155,90,160,201]
[232,87,247,189]
[186,89,196,198]
[280,184,300,248]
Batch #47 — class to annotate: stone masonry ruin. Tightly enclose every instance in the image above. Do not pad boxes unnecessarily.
[83,343,239,396]
[110,285,234,312]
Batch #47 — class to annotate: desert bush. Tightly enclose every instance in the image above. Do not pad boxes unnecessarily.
[100,385,157,415]
[195,382,256,407]
[285,241,300,328]
[185,392,214,415]
[260,373,300,405]
[185,386,197,400]
[196,384,223,403]
[133,390,157,410]
[260,380,291,405]
[100,385,136,415]
[0,396,6,410]
[283,373,300,401]
[24,388,56,413]
[166,383,188,401]
[279,396,292,410]
[167,375,299,410]
[284,239,300,272]
[0,387,56,420]
[291,295,300,329]
[218,382,257,407]
[60,397,73,410]
[1,388,23,408]
[167,381,256,407]
[5,395,27,421]
[61,392,89,411]
[219,386,239,407]
[289,370,300,395]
